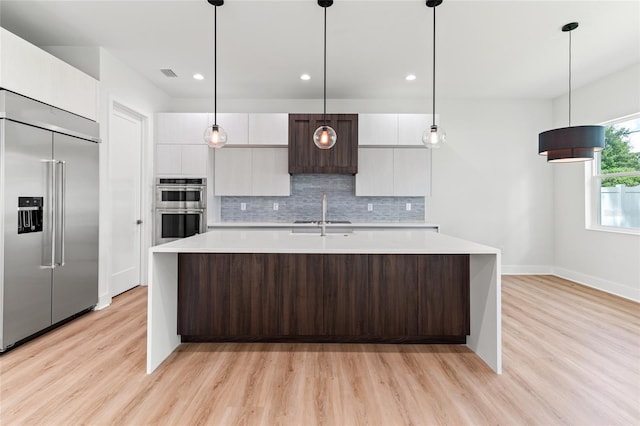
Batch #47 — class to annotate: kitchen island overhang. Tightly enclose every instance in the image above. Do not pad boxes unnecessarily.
[147,229,502,374]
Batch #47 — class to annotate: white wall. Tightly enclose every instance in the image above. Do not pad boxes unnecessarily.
[97,48,171,309]
[551,63,640,301]
[168,97,554,273]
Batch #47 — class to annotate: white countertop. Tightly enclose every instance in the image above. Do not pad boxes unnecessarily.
[151,229,499,255]
[209,222,439,229]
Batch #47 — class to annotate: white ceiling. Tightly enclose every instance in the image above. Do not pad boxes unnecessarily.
[1,0,638,101]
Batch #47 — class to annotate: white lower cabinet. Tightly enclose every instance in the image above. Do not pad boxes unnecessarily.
[156,144,209,177]
[355,147,430,196]
[214,148,290,196]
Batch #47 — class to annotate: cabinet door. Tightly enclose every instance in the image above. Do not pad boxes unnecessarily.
[178,253,231,336]
[181,145,209,177]
[0,28,53,111]
[229,254,279,336]
[418,255,470,336]
[368,254,418,337]
[358,114,398,145]
[355,148,394,196]
[323,255,369,336]
[251,148,290,196]
[213,148,252,195]
[213,113,249,145]
[156,113,185,144]
[156,144,182,175]
[393,148,431,196]
[279,254,323,336]
[249,113,288,145]
[157,113,209,144]
[398,114,432,146]
[288,114,358,174]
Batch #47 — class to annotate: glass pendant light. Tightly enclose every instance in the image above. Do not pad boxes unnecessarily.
[422,0,446,148]
[313,0,337,150]
[538,23,604,162]
[204,0,228,148]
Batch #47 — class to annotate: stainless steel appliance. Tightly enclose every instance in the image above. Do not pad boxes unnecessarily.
[155,178,207,244]
[0,90,100,352]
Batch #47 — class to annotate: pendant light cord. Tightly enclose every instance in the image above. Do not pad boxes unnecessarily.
[323,6,327,125]
[214,5,218,126]
[568,29,572,127]
[432,5,436,127]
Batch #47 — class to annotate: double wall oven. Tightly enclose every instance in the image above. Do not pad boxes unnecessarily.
[155,178,207,245]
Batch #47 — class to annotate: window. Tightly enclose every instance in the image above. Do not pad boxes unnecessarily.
[590,114,640,231]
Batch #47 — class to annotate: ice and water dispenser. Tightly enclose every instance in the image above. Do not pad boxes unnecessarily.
[17,197,43,234]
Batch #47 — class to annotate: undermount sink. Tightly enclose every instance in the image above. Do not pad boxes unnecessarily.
[291,220,353,234]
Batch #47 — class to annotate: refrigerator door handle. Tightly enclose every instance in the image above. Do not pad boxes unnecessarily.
[42,159,56,268]
[56,160,66,267]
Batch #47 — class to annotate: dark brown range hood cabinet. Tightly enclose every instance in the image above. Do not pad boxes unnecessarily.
[288,113,358,174]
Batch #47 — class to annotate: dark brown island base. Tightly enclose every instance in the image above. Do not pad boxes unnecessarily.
[178,253,470,344]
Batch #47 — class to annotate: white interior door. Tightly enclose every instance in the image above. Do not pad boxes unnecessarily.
[109,105,143,296]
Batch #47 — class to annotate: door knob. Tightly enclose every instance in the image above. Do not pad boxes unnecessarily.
[136,219,143,225]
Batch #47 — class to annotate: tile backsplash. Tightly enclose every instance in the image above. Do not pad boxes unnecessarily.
[221,174,424,222]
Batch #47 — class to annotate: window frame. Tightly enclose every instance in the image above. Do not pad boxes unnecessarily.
[586,114,640,235]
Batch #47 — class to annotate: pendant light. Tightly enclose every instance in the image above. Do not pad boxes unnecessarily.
[538,22,604,162]
[204,0,228,148]
[422,0,446,148]
[313,0,337,150]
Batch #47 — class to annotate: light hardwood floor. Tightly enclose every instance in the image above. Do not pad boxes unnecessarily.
[1,275,638,425]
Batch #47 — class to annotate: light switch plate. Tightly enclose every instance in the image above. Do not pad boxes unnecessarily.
[273,202,279,211]
[405,203,411,211]
[240,202,247,211]
[367,203,373,211]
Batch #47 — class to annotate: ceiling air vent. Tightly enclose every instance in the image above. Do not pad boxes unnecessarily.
[160,69,178,78]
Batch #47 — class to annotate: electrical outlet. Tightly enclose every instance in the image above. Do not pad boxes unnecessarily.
[273,202,279,211]
[240,202,246,211]
[367,203,373,211]
[405,203,411,211]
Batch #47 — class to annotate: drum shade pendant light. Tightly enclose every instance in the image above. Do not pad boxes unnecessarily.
[204,0,227,148]
[538,22,604,162]
[422,0,446,148]
[313,0,337,150]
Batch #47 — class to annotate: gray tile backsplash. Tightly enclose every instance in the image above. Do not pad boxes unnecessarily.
[221,174,424,222]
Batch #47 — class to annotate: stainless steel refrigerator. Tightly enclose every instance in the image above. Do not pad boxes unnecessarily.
[0,90,99,351]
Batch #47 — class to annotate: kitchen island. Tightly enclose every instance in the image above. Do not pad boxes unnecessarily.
[147,229,501,373]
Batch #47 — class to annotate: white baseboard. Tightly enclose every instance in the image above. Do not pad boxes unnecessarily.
[552,267,640,302]
[501,265,553,275]
[95,293,112,311]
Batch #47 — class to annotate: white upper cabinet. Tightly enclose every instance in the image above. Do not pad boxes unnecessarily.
[358,114,434,146]
[248,113,288,145]
[156,145,183,175]
[251,148,290,195]
[156,113,209,144]
[398,114,432,146]
[358,114,398,145]
[355,147,430,196]
[156,144,209,177]
[0,28,98,121]
[213,113,249,145]
[355,148,394,195]
[214,148,252,195]
[214,147,290,196]
[181,145,209,177]
[393,148,431,196]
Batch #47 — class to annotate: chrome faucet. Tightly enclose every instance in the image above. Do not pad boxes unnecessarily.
[320,193,327,236]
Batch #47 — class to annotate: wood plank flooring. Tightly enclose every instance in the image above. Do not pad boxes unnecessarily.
[1,275,638,425]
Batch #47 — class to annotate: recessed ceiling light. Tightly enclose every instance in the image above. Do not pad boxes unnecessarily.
[300,73,311,81]
[193,73,204,80]
[405,74,417,81]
